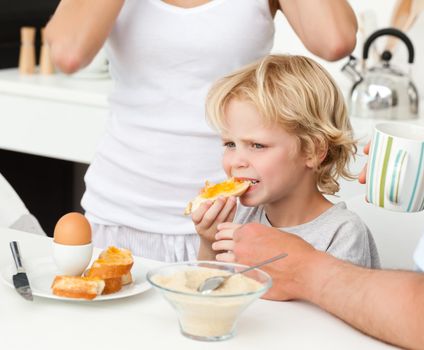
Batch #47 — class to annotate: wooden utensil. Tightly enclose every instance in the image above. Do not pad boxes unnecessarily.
[386,0,424,51]
[19,27,36,75]
[39,27,55,75]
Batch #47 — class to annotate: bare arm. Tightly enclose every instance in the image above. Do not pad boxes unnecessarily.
[45,0,124,73]
[198,239,217,261]
[307,253,424,350]
[233,223,424,350]
[277,0,358,61]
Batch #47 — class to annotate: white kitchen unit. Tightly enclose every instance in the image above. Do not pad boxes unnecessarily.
[1,67,424,201]
[0,68,418,192]
[0,68,111,164]
[1,68,423,269]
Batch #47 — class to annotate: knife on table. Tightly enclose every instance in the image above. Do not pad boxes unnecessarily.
[9,241,33,301]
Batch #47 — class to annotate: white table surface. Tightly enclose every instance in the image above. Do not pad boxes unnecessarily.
[0,228,397,350]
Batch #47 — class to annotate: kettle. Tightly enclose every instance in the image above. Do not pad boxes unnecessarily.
[342,27,419,120]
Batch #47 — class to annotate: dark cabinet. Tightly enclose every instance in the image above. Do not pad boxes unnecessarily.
[0,0,60,68]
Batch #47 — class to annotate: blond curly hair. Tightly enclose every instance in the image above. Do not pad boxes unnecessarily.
[206,54,357,195]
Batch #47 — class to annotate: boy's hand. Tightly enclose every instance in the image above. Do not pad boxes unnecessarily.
[191,196,237,244]
[213,222,242,262]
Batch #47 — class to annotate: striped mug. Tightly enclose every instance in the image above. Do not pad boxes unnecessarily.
[366,122,424,212]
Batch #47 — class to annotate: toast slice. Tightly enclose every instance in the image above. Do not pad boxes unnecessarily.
[83,269,133,295]
[102,277,122,295]
[184,178,250,215]
[82,269,123,295]
[121,271,133,286]
[51,276,105,300]
[86,246,134,279]
[98,271,133,294]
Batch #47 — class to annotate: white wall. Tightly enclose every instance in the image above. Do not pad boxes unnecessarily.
[271,1,424,264]
[271,0,401,94]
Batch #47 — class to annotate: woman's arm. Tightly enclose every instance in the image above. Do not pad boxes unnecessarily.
[277,0,358,61]
[45,0,124,73]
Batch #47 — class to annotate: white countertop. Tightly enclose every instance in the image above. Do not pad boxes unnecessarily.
[0,228,397,350]
[0,68,111,107]
[0,69,112,163]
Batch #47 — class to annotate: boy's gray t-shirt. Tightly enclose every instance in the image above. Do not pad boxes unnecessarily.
[234,202,380,268]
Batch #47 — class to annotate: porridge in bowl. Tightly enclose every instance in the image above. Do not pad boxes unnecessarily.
[147,262,271,341]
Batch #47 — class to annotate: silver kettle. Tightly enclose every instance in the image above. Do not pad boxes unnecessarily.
[342,28,419,120]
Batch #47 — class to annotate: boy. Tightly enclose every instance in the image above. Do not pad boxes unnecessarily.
[191,54,380,268]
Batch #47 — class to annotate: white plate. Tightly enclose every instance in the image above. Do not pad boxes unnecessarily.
[1,254,162,302]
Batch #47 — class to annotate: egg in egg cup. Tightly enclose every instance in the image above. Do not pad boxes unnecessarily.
[52,212,93,276]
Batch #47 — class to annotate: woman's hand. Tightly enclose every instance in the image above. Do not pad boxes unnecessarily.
[213,222,242,262]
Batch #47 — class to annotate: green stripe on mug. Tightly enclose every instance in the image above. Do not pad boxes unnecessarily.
[378,137,393,207]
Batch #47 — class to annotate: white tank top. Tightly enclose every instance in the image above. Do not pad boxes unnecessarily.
[82,0,275,234]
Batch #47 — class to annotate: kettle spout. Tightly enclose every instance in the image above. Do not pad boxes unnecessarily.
[341,55,363,84]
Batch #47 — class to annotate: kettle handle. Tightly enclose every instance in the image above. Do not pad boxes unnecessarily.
[363,27,414,63]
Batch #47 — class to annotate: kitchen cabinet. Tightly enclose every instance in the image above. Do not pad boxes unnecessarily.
[0,69,110,163]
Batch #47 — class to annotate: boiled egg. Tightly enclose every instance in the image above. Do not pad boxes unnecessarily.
[53,212,92,245]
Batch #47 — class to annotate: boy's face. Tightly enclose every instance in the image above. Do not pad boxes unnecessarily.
[221,98,313,208]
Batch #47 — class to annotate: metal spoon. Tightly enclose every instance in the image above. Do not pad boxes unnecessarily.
[197,252,288,294]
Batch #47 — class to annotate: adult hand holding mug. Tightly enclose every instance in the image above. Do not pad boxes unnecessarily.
[366,122,424,212]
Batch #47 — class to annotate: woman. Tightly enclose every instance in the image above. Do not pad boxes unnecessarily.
[45,0,357,262]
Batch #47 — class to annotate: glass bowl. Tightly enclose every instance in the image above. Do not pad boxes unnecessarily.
[147,261,272,341]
